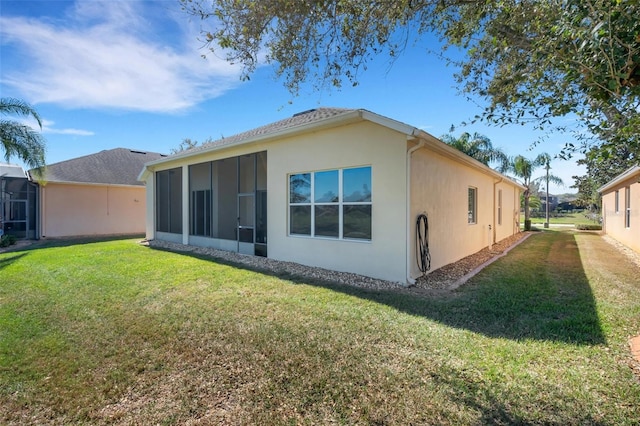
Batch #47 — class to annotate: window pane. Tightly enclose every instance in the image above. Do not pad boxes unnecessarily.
[468,187,476,224]
[190,162,211,191]
[256,151,267,191]
[214,158,238,241]
[343,205,371,240]
[239,154,255,193]
[290,174,311,203]
[290,206,311,235]
[191,190,211,236]
[343,167,371,202]
[169,169,183,233]
[315,205,339,237]
[156,171,169,232]
[239,195,254,227]
[314,170,339,202]
[5,179,28,199]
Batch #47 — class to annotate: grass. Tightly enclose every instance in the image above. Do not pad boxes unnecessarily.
[521,212,600,226]
[1,232,639,425]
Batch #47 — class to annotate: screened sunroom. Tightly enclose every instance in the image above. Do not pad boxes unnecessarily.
[155,151,267,256]
[0,163,38,239]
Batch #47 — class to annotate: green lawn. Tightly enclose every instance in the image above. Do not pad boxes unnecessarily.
[1,232,639,425]
[521,212,600,226]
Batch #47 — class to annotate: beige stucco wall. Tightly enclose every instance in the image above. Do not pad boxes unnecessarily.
[409,146,521,278]
[142,119,521,284]
[41,182,146,237]
[494,181,521,242]
[144,121,409,282]
[267,121,408,283]
[602,179,640,253]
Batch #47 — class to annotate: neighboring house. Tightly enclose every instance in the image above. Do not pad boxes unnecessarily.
[599,165,640,254]
[139,108,524,284]
[31,148,166,238]
[539,194,558,212]
[0,163,38,239]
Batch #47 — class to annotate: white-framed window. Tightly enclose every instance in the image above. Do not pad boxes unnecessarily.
[625,186,631,228]
[497,189,503,226]
[289,166,372,240]
[468,187,477,224]
[615,190,619,213]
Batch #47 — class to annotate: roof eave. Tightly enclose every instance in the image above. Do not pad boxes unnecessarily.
[38,179,143,188]
[142,109,366,170]
[598,165,640,194]
[138,108,524,190]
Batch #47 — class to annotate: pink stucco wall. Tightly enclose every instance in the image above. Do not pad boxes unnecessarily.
[40,183,146,237]
[602,178,640,254]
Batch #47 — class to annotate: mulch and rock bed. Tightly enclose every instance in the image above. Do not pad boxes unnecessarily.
[147,232,531,293]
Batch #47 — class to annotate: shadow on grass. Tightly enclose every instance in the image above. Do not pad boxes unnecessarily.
[150,231,606,346]
[0,252,29,272]
[0,234,145,254]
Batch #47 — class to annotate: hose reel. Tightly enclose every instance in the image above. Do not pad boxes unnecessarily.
[416,213,431,274]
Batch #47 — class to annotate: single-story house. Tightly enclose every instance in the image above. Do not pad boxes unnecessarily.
[0,162,38,239]
[30,148,166,238]
[599,165,640,253]
[139,108,524,284]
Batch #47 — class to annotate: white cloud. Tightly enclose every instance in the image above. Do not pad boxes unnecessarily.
[20,118,94,137]
[41,119,95,136]
[0,1,242,113]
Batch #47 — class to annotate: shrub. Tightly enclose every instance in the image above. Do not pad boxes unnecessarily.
[0,234,17,247]
[576,224,602,231]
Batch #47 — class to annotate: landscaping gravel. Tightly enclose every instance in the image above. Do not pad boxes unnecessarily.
[147,232,531,293]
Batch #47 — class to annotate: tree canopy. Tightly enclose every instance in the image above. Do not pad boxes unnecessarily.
[509,153,563,230]
[171,137,202,154]
[441,131,509,172]
[182,0,639,157]
[0,98,46,170]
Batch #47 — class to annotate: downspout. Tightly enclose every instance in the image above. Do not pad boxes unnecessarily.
[406,138,425,286]
[41,185,46,238]
[492,178,503,246]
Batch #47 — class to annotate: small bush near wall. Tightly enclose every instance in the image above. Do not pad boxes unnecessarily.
[575,224,602,231]
[0,235,17,247]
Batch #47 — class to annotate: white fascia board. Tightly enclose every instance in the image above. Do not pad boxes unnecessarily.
[360,110,420,137]
[598,165,640,194]
[138,167,151,183]
[39,180,144,188]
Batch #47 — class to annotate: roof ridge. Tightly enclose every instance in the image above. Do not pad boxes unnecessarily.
[185,107,358,155]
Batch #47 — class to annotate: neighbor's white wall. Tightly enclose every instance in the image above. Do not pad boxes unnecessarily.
[602,178,640,253]
[41,182,146,238]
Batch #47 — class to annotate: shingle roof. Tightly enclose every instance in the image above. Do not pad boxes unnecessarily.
[35,148,167,186]
[184,107,356,155]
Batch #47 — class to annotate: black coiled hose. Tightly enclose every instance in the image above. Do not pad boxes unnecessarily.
[416,213,431,274]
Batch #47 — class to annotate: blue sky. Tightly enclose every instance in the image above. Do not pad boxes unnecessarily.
[1,0,584,193]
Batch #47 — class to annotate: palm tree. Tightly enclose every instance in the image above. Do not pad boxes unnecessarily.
[0,98,46,170]
[442,132,510,172]
[510,153,563,230]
